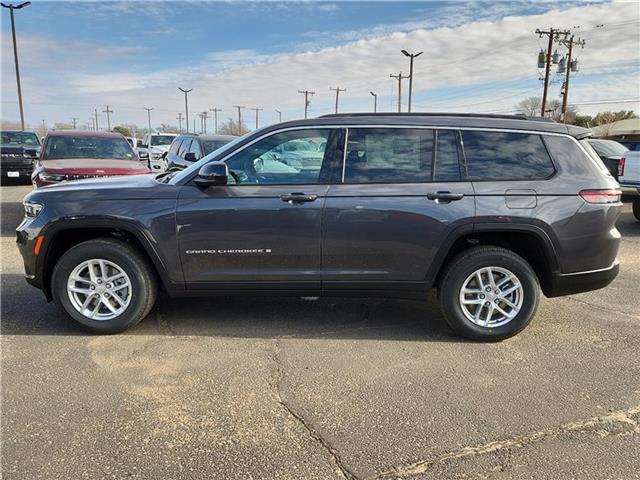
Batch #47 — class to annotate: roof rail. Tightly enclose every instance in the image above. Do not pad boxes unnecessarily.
[318,112,554,122]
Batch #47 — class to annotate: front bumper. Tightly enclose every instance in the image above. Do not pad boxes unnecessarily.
[546,261,620,297]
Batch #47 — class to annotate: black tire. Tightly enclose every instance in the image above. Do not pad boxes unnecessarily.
[633,198,640,222]
[438,246,540,341]
[51,238,157,333]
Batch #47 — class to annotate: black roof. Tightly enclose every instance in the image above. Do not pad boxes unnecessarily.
[270,112,591,138]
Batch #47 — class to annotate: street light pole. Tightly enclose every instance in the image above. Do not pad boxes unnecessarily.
[2,2,31,130]
[401,50,423,113]
[178,87,193,133]
[275,109,282,122]
[143,107,153,133]
[370,91,377,112]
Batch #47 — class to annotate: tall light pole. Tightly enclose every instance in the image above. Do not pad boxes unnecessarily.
[2,1,30,131]
[401,49,422,113]
[275,109,282,122]
[370,91,377,112]
[178,87,192,132]
[143,107,153,133]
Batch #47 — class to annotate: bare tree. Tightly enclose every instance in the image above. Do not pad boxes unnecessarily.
[1,119,22,130]
[514,97,543,116]
[218,118,249,136]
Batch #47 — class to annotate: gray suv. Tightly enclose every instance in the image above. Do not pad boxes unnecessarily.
[16,114,622,340]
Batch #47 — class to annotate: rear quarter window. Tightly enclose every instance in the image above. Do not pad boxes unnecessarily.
[461,131,555,180]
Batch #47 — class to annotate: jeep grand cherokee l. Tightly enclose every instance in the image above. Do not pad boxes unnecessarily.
[1,130,41,183]
[16,114,622,340]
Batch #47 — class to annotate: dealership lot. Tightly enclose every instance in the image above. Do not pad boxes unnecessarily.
[1,183,639,479]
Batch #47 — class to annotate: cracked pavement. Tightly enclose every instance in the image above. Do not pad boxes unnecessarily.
[2,184,639,479]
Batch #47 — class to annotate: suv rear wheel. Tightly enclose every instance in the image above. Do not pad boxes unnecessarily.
[52,239,157,333]
[438,246,540,341]
[633,198,640,221]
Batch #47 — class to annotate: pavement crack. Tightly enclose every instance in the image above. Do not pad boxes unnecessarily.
[563,296,640,320]
[367,405,640,479]
[269,340,359,480]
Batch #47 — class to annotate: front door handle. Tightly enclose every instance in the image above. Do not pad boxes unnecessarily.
[427,191,465,202]
[280,192,318,203]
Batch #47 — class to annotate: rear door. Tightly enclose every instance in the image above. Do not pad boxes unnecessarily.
[322,127,475,290]
[177,127,341,290]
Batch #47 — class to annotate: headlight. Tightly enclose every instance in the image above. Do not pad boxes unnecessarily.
[23,200,43,218]
[39,172,66,183]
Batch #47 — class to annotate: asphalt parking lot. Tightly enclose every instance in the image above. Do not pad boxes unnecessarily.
[1,182,639,480]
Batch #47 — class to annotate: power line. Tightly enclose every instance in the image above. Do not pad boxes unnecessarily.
[535,28,572,116]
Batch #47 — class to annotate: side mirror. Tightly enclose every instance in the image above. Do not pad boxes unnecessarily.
[184,152,197,162]
[195,161,228,188]
[161,151,168,159]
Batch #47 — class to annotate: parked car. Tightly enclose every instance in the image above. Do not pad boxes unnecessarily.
[1,130,41,183]
[617,150,640,221]
[17,113,621,340]
[166,134,237,170]
[32,131,149,188]
[136,133,177,172]
[618,140,640,151]
[587,139,628,179]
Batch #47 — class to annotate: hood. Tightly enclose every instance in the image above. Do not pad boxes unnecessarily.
[1,145,39,155]
[41,158,149,174]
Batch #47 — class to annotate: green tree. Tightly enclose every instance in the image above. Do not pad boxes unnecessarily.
[112,125,131,137]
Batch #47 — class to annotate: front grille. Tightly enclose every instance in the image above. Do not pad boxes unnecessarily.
[63,174,114,181]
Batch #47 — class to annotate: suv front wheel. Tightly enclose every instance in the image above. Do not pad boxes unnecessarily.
[52,239,157,333]
[438,246,540,341]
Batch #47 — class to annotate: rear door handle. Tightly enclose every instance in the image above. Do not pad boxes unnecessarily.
[427,191,465,202]
[280,192,318,203]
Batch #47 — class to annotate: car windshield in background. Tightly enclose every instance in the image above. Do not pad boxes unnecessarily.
[1,131,40,146]
[151,136,174,146]
[43,136,135,160]
[590,140,629,157]
[202,140,233,154]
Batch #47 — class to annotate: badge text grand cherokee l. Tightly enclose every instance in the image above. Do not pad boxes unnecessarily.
[16,114,622,340]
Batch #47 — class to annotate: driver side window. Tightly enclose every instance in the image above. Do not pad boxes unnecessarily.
[225,129,332,185]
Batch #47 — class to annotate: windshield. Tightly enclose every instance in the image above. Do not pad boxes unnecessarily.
[1,131,40,146]
[151,135,175,146]
[589,139,628,157]
[203,139,234,154]
[43,135,136,160]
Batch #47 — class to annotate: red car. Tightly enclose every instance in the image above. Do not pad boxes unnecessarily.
[32,131,150,188]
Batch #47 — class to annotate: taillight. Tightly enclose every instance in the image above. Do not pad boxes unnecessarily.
[619,157,625,177]
[579,189,622,204]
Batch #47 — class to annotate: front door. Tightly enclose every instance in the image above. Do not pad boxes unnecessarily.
[176,128,340,291]
[322,127,475,290]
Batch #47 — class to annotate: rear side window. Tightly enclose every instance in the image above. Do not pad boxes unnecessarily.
[169,137,182,155]
[462,131,555,180]
[434,130,461,181]
[344,128,433,183]
[178,138,191,157]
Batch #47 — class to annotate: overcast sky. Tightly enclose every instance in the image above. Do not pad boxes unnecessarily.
[1,0,639,131]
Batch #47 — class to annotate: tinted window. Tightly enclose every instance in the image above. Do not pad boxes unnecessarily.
[150,135,175,146]
[203,139,233,154]
[435,130,461,181]
[188,139,202,158]
[589,140,628,157]
[462,131,554,180]
[178,138,192,157]
[344,128,433,183]
[169,137,183,155]
[225,129,331,185]
[43,135,135,160]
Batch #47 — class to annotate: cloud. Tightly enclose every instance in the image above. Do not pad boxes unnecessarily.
[2,1,639,126]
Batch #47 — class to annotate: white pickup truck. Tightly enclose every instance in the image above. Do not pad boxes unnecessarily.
[136,133,177,173]
[618,150,640,221]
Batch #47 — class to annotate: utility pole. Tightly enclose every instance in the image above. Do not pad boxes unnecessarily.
[143,107,153,133]
[176,112,183,133]
[89,117,95,131]
[102,105,113,131]
[72,117,78,129]
[2,2,30,131]
[559,35,585,123]
[93,108,100,131]
[210,108,222,134]
[536,28,571,116]
[390,72,409,113]
[41,119,45,135]
[201,111,209,133]
[329,87,346,114]
[298,90,315,119]
[370,91,378,112]
[251,107,263,129]
[178,87,193,133]
[401,50,423,112]
[233,105,245,132]
[275,109,282,122]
